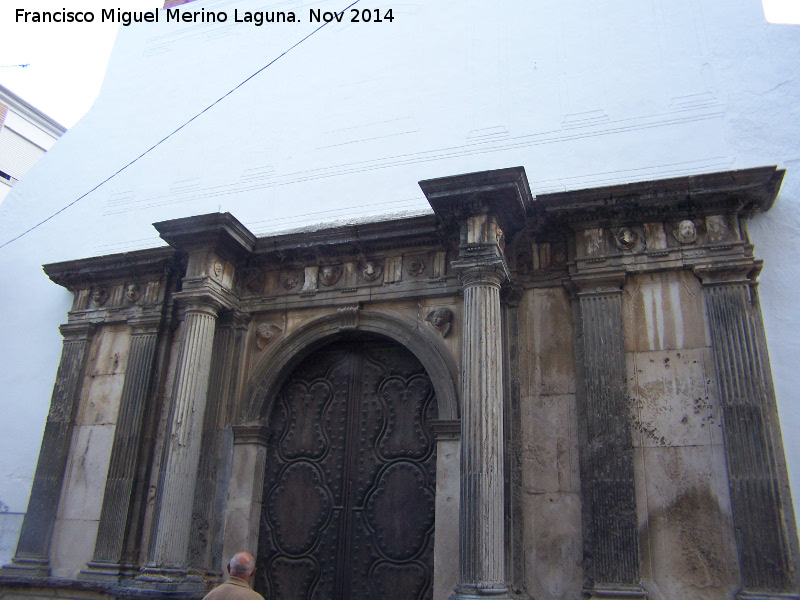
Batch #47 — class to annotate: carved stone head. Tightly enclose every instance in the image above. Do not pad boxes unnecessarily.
[613,227,638,250]
[361,261,383,282]
[425,307,454,338]
[673,219,698,244]
[125,284,141,304]
[319,265,342,286]
[92,289,108,307]
[212,261,224,280]
[255,322,282,350]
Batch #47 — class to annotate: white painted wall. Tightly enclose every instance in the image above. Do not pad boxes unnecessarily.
[0,0,798,529]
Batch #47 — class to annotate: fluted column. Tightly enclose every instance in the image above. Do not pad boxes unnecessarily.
[573,274,645,599]
[187,310,250,571]
[4,322,95,576]
[453,259,511,600]
[83,318,162,579]
[147,299,221,571]
[697,267,797,598]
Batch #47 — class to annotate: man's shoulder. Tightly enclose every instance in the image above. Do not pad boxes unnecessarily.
[202,581,265,600]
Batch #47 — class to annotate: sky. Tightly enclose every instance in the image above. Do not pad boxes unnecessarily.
[1,0,799,129]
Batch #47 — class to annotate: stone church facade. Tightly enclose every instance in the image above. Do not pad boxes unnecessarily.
[1,166,798,600]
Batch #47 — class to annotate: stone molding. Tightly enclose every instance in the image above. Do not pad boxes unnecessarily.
[243,309,460,424]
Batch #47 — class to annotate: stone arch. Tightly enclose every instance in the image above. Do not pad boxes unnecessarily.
[242,309,460,424]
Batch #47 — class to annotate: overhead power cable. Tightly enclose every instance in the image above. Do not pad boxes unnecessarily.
[0,0,361,251]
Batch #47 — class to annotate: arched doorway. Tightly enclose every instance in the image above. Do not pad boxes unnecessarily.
[255,335,438,600]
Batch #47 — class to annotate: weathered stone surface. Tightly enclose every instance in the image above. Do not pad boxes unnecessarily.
[86,326,130,378]
[56,425,116,523]
[221,442,266,561]
[626,348,716,448]
[76,373,125,427]
[521,394,580,495]
[50,520,100,580]
[518,288,575,398]
[434,439,460,600]
[623,271,708,353]
[523,492,583,600]
[637,445,738,600]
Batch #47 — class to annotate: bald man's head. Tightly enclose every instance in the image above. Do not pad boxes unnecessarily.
[228,551,256,583]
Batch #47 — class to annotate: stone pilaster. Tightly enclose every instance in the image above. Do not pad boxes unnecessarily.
[572,273,645,600]
[83,318,162,580]
[187,310,250,572]
[697,266,798,599]
[4,322,95,576]
[147,298,222,573]
[452,245,512,600]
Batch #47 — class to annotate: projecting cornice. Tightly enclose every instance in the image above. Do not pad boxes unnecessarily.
[528,166,784,231]
[43,247,180,290]
[420,166,532,240]
[154,212,257,262]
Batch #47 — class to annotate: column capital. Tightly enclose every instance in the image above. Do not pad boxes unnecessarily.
[569,270,626,296]
[232,424,271,446]
[453,247,509,288]
[693,261,761,287]
[59,321,97,341]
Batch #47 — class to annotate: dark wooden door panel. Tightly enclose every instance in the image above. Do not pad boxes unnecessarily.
[256,339,437,600]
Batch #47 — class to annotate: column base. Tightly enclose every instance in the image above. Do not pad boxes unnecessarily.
[0,556,51,578]
[79,561,140,583]
[452,582,514,600]
[584,584,648,599]
[737,592,800,600]
[131,566,210,592]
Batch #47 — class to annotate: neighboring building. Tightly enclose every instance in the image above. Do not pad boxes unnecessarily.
[0,84,66,205]
[0,1,799,600]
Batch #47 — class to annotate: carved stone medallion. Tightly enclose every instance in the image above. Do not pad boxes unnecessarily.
[425,307,454,338]
[92,289,108,307]
[706,215,729,244]
[282,271,302,290]
[613,227,638,250]
[360,261,383,282]
[407,258,426,277]
[673,219,698,244]
[125,284,140,304]
[255,322,282,350]
[319,265,342,287]
[213,261,224,280]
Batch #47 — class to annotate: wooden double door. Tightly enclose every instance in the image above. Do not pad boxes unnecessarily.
[256,338,438,600]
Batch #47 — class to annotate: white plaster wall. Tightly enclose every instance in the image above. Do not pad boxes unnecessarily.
[0,0,798,531]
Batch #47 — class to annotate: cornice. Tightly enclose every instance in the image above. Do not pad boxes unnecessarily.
[420,166,532,239]
[43,247,181,291]
[530,166,784,230]
[251,213,445,261]
[154,212,257,262]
